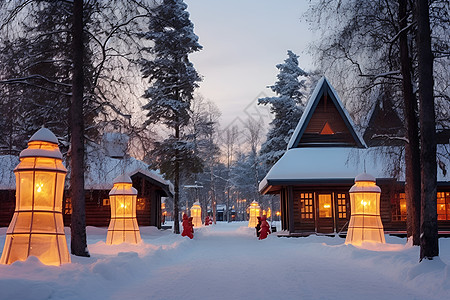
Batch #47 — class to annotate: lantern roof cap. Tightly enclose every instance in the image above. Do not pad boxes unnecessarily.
[192,201,201,206]
[354,173,376,182]
[29,127,59,144]
[113,174,133,184]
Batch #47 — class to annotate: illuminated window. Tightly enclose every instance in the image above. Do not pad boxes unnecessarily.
[392,193,407,221]
[337,193,347,219]
[300,193,313,219]
[64,197,72,215]
[103,198,110,206]
[318,194,332,218]
[437,192,450,220]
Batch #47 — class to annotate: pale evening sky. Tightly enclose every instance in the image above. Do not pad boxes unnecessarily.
[184,0,315,130]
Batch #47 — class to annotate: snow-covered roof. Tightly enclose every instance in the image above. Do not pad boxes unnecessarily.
[259,145,450,193]
[0,147,173,196]
[287,76,366,149]
[83,145,173,195]
[29,127,59,144]
[0,155,19,190]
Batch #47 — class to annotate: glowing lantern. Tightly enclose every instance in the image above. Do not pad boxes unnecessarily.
[345,173,385,245]
[0,128,70,265]
[190,201,202,227]
[248,200,260,227]
[106,174,141,245]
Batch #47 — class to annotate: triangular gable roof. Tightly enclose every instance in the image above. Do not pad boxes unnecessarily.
[363,96,406,147]
[287,77,366,149]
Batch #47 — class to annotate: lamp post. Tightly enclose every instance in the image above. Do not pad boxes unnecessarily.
[190,201,202,227]
[345,173,385,245]
[106,174,141,245]
[0,128,70,265]
[248,200,260,227]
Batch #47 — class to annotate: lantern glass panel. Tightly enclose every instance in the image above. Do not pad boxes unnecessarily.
[55,173,65,211]
[17,171,34,210]
[34,171,56,210]
[29,234,59,266]
[32,212,57,233]
[36,157,57,170]
[4,235,30,264]
[18,157,36,169]
[12,212,32,232]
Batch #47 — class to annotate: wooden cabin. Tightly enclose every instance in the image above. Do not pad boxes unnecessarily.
[259,77,450,236]
[0,142,173,229]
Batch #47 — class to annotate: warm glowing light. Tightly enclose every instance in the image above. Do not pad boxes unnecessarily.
[248,200,260,227]
[276,211,281,216]
[324,204,331,208]
[35,183,44,193]
[346,173,385,246]
[106,174,141,245]
[0,128,70,266]
[190,201,202,227]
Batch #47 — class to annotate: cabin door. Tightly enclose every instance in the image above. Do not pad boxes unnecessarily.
[316,193,334,233]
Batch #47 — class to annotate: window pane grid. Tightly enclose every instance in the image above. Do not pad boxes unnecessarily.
[437,192,450,221]
[337,193,347,219]
[300,193,313,219]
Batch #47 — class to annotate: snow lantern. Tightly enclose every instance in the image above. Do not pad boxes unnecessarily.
[106,174,141,245]
[248,200,261,227]
[0,128,70,266]
[190,201,202,227]
[345,173,385,245]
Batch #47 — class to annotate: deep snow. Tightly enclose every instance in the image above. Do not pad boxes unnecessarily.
[0,222,449,300]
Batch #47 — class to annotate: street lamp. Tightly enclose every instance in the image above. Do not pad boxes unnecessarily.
[190,201,202,227]
[106,174,141,245]
[345,173,385,245]
[248,200,260,227]
[0,128,70,265]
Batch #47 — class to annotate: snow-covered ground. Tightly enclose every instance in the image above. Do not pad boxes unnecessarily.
[0,222,449,300]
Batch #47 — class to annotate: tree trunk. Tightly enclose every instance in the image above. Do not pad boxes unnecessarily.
[399,0,421,246]
[70,0,89,257]
[173,123,180,234]
[416,0,438,261]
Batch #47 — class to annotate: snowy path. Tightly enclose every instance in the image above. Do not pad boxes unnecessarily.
[0,223,449,300]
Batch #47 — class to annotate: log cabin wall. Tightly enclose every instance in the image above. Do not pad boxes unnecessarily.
[0,190,15,227]
[290,186,351,235]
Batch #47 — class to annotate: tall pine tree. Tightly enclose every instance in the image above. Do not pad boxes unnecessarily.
[140,0,202,234]
[258,50,307,168]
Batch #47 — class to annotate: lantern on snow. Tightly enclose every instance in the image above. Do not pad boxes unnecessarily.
[190,201,202,227]
[0,128,70,265]
[106,174,141,245]
[248,200,260,227]
[345,173,385,245]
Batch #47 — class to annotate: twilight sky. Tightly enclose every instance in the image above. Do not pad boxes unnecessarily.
[184,0,315,130]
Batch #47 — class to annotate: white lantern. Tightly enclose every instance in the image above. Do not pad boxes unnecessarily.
[345,173,385,245]
[0,128,70,265]
[248,200,261,227]
[106,174,141,245]
[190,201,202,227]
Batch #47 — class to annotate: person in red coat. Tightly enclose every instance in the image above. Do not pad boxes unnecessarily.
[205,215,211,226]
[181,214,194,239]
[258,215,271,240]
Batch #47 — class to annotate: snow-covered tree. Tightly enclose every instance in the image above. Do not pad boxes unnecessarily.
[258,50,308,168]
[140,0,202,234]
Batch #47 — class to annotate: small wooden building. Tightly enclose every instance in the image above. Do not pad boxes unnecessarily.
[0,143,173,229]
[259,77,450,236]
